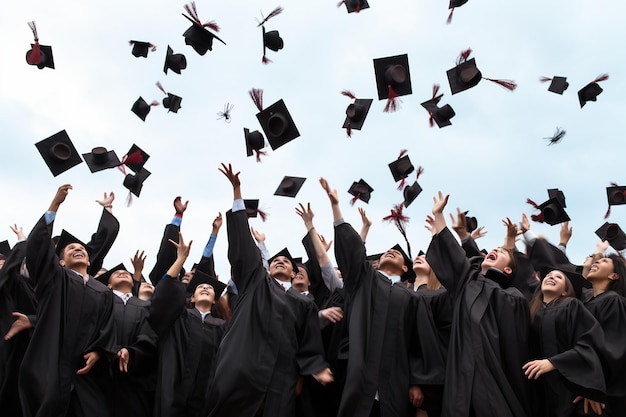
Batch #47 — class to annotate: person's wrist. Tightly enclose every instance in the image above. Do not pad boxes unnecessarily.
[104,204,113,208]
[175,212,183,217]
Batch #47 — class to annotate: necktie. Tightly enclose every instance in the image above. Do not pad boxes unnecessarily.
[83,275,89,285]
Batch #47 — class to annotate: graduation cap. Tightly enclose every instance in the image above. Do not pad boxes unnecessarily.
[338,0,370,13]
[244,199,267,221]
[82,147,121,173]
[129,40,155,58]
[446,49,516,95]
[250,89,300,150]
[131,97,159,122]
[95,263,128,286]
[156,82,182,113]
[547,188,566,208]
[0,240,11,257]
[373,54,412,112]
[420,85,455,128]
[35,130,83,177]
[388,152,414,187]
[341,90,373,137]
[578,74,608,108]
[244,128,267,162]
[268,247,299,274]
[446,0,469,24]
[55,229,92,258]
[274,176,306,198]
[123,167,151,197]
[348,179,373,204]
[533,197,570,226]
[186,269,226,298]
[120,144,149,173]
[388,244,416,282]
[604,184,626,219]
[464,211,478,233]
[163,45,187,75]
[26,21,54,70]
[539,266,591,300]
[540,76,569,95]
[182,2,226,56]
[595,222,626,251]
[403,181,422,208]
[258,8,284,64]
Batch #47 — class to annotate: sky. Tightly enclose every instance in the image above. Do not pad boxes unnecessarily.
[1,0,625,282]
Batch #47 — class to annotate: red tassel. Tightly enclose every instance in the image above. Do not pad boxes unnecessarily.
[446,8,454,24]
[27,21,41,65]
[156,82,166,95]
[610,182,619,187]
[415,166,424,180]
[262,55,272,64]
[350,194,360,206]
[484,78,517,91]
[530,213,544,223]
[150,101,160,107]
[257,6,284,27]
[249,88,264,111]
[150,44,157,52]
[526,198,539,209]
[255,149,266,162]
[605,206,611,219]
[258,209,268,222]
[203,21,220,32]
[341,89,356,100]
[125,151,144,166]
[397,149,408,159]
[346,123,352,138]
[184,2,201,24]
[458,48,472,64]
[428,114,434,128]
[126,192,133,207]
[383,85,401,113]
[539,76,552,83]
[397,177,406,191]
[593,74,609,83]
[355,5,361,12]
[432,84,440,99]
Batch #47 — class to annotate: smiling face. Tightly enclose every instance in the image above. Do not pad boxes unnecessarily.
[59,243,90,271]
[377,249,408,275]
[481,247,513,276]
[138,281,154,300]
[291,265,310,293]
[541,270,573,303]
[587,258,617,282]
[412,254,431,274]
[108,269,134,291]
[269,256,295,282]
[191,283,216,308]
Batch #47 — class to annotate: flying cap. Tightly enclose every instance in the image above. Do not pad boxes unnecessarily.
[341,90,372,137]
[595,222,626,251]
[244,199,267,221]
[447,49,516,94]
[244,128,267,161]
[120,144,149,173]
[420,85,455,127]
[82,147,121,173]
[131,96,158,121]
[338,0,370,13]
[547,188,566,208]
[35,130,83,177]
[156,82,182,113]
[578,74,608,108]
[534,198,570,226]
[540,76,569,95]
[129,40,155,58]
[123,167,151,197]
[274,176,306,198]
[403,181,422,208]
[163,45,187,74]
[186,268,226,298]
[348,179,373,204]
[254,96,300,150]
[26,21,54,70]
[388,152,414,184]
[373,54,412,112]
[182,2,226,56]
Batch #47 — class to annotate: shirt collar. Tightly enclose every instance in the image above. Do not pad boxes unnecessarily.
[274,278,292,292]
[378,270,401,284]
[112,290,132,304]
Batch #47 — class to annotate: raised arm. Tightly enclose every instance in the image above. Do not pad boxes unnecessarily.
[87,192,120,276]
[148,196,188,284]
[358,207,372,243]
[195,212,222,278]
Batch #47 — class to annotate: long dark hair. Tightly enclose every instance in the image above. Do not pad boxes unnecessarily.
[529,270,575,321]
[607,254,626,297]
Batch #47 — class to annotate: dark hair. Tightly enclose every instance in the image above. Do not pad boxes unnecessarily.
[501,247,517,279]
[607,254,626,297]
[529,270,575,321]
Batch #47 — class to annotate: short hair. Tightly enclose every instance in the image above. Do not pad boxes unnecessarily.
[501,247,517,279]
[607,254,626,297]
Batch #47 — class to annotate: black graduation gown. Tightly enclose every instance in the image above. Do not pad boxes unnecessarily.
[86,209,120,276]
[206,209,328,417]
[149,276,225,417]
[0,241,37,417]
[20,215,115,417]
[148,222,179,284]
[529,297,606,417]
[426,227,531,417]
[410,287,452,417]
[301,231,331,309]
[334,221,419,417]
[584,291,626,415]
[108,295,158,417]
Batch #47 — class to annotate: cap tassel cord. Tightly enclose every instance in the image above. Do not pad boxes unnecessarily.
[341,89,357,100]
[415,166,424,180]
[483,78,517,91]
[257,6,284,27]
[350,194,361,206]
[383,85,401,112]
[257,209,268,222]
[346,122,352,138]
[383,204,412,258]
[184,2,220,31]
[27,21,41,65]
[539,76,552,83]
[593,74,609,83]
[458,48,472,64]
[446,8,455,24]
[249,88,264,112]
[156,82,167,96]
[255,149,267,162]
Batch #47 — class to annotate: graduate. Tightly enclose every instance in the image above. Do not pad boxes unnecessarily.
[98,264,158,417]
[523,268,606,416]
[320,177,421,417]
[206,163,333,417]
[20,184,115,417]
[425,191,531,417]
[148,232,226,417]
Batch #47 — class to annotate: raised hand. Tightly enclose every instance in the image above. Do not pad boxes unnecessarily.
[212,212,223,233]
[173,196,189,214]
[295,203,314,230]
[218,163,241,189]
[169,232,192,260]
[49,184,72,212]
[319,177,339,205]
[560,221,572,246]
[95,192,115,208]
[9,224,26,241]
[130,250,146,281]
[251,227,265,243]
[432,191,449,215]
[471,226,488,240]
[449,208,468,239]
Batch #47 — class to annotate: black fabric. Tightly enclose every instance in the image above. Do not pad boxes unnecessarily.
[149,277,225,417]
[529,297,606,416]
[86,209,120,276]
[426,227,531,417]
[20,215,115,417]
[206,209,327,417]
[334,222,418,417]
[149,223,179,284]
